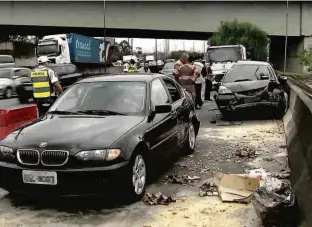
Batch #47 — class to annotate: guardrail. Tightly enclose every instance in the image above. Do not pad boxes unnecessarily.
[283,79,312,227]
[0,105,38,140]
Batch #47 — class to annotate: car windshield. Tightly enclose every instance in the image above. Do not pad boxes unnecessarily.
[223,65,263,83]
[37,44,59,56]
[0,69,11,78]
[163,62,174,70]
[49,81,146,115]
[208,47,242,62]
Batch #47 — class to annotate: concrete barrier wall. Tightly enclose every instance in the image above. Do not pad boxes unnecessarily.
[283,80,312,227]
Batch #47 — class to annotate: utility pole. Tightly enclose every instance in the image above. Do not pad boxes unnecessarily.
[103,0,107,74]
[155,39,158,70]
[283,0,289,73]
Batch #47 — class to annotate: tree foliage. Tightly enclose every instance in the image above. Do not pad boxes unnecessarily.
[118,40,132,54]
[169,51,204,61]
[298,50,312,72]
[209,20,269,61]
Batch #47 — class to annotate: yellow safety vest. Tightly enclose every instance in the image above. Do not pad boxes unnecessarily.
[128,64,137,72]
[30,70,51,99]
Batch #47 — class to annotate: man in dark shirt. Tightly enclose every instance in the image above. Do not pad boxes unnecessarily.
[204,60,213,101]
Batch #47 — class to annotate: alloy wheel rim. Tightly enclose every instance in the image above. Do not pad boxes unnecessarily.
[189,122,196,149]
[132,155,146,195]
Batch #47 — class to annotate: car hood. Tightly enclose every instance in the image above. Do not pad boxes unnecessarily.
[3,115,145,153]
[160,69,174,74]
[223,80,269,93]
[211,62,234,73]
[0,78,12,86]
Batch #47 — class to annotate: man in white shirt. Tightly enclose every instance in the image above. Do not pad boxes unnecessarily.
[192,59,204,109]
[137,61,151,73]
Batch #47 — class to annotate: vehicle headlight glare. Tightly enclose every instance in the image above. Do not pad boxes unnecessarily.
[75,149,121,161]
[0,146,14,158]
[218,85,233,94]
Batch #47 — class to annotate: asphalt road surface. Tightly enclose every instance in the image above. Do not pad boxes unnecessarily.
[0,98,33,110]
[0,96,288,227]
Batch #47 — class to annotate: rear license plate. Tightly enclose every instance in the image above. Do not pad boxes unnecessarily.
[245,97,261,103]
[24,86,33,91]
[22,170,57,185]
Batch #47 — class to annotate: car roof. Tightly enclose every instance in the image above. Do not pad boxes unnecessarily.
[78,73,167,83]
[236,60,270,66]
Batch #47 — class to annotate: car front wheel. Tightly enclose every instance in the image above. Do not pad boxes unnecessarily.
[4,87,13,99]
[122,152,147,202]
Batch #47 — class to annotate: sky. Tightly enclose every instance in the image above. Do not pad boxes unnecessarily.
[115,38,207,53]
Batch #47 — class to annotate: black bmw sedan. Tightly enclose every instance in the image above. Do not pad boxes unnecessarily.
[214,61,288,118]
[0,74,200,201]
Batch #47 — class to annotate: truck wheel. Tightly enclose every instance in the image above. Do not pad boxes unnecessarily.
[4,87,13,99]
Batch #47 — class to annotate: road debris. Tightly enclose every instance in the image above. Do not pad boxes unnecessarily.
[271,171,290,179]
[213,172,259,203]
[210,119,217,124]
[164,173,201,185]
[252,179,298,226]
[199,181,218,197]
[235,143,256,158]
[143,192,176,206]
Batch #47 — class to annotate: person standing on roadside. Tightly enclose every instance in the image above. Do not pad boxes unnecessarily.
[205,60,213,101]
[138,61,151,73]
[178,56,200,102]
[173,53,189,83]
[128,59,137,73]
[193,59,204,109]
[31,56,63,117]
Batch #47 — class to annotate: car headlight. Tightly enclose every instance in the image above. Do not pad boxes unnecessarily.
[75,149,121,161]
[0,146,15,160]
[14,80,22,86]
[218,85,233,94]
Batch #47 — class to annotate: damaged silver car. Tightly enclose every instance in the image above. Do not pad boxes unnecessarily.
[214,61,288,118]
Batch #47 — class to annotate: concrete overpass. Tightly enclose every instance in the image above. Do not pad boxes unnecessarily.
[0,1,312,72]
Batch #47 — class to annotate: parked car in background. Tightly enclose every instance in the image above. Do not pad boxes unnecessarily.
[159,61,174,79]
[215,61,288,118]
[0,67,31,99]
[0,55,15,69]
[0,74,200,201]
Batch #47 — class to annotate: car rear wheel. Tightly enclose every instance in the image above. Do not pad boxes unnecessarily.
[184,121,196,154]
[4,87,13,99]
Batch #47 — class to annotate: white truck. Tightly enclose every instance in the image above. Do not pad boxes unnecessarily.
[207,45,247,89]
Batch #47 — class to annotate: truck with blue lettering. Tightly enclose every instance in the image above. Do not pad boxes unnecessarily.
[15,34,118,103]
[37,33,113,65]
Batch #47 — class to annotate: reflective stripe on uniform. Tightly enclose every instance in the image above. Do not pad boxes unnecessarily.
[30,70,51,99]
[128,64,136,72]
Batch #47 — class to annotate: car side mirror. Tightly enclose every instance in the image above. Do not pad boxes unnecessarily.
[278,75,288,84]
[155,104,172,114]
